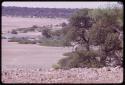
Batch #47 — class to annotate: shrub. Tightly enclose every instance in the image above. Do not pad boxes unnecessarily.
[104,33,122,52]
[42,28,52,38]
[22,29,28,33]
[58,50,103,69]
[31,25,38,28]
[52,64,61,69]
[11,29,18,34]
[39,37,71,47]
[8,37,36,44]
[55,4,123,69]
[8,37,21,42]
[18,39,36,44]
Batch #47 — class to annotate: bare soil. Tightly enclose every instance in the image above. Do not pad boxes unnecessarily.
[2,40,72,68]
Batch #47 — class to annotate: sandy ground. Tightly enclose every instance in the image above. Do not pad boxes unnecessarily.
[2,39,72,68]
[2,16,68,33]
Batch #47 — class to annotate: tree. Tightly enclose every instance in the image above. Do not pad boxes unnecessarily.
[68,8,94,51]
[89,6,123,66]
[56,5,123,69]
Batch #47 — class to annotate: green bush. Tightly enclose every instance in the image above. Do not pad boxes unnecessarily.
[8,37,21,42]
[39,38,71,47]
[18,39,36,44]
[58,50,103,69]
[104,33,122,52]
[54,5,123,69]
[8,37,36,44]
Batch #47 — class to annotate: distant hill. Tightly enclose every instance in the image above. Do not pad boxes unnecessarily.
[2,6,78,18]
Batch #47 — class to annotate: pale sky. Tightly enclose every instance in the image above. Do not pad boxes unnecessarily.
[2,1,121,9]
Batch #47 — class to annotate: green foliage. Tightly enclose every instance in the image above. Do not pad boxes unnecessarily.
[69,8,94,29]
[91,7,123,31]
[89,27,111,45]
[39,27,72,47]
[104,33,122,52]
[18,39,36,44]
[52,64,61,69]
[64,27,78,42]
[8,37,36,44]
[55,5,123,69]
[3,6,76,18]
[58,50,102,69]
[67,8,95,51]
[8,37,20,42]
[15,25,40,33]
[51,30,62,37]
[39,37,71,47]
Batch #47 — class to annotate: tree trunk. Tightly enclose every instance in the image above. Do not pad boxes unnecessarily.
[100,44,107,66]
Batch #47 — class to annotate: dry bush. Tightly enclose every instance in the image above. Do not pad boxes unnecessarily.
[57,50,102,69]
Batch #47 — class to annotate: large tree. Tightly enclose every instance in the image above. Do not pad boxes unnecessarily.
[89,6,123,66]
[68,9,95,51]
[55,5,123,69]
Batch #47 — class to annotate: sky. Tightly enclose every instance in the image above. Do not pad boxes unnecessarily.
[2,1,121,9]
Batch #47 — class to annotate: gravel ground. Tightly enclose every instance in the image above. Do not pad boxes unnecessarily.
[2,65,123,84]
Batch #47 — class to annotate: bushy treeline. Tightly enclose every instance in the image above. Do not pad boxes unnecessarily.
[8,37,37,44]
[53,4,123,69]
[39,24,71,47]
[2,6,77,18]
[11,25,41,33]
